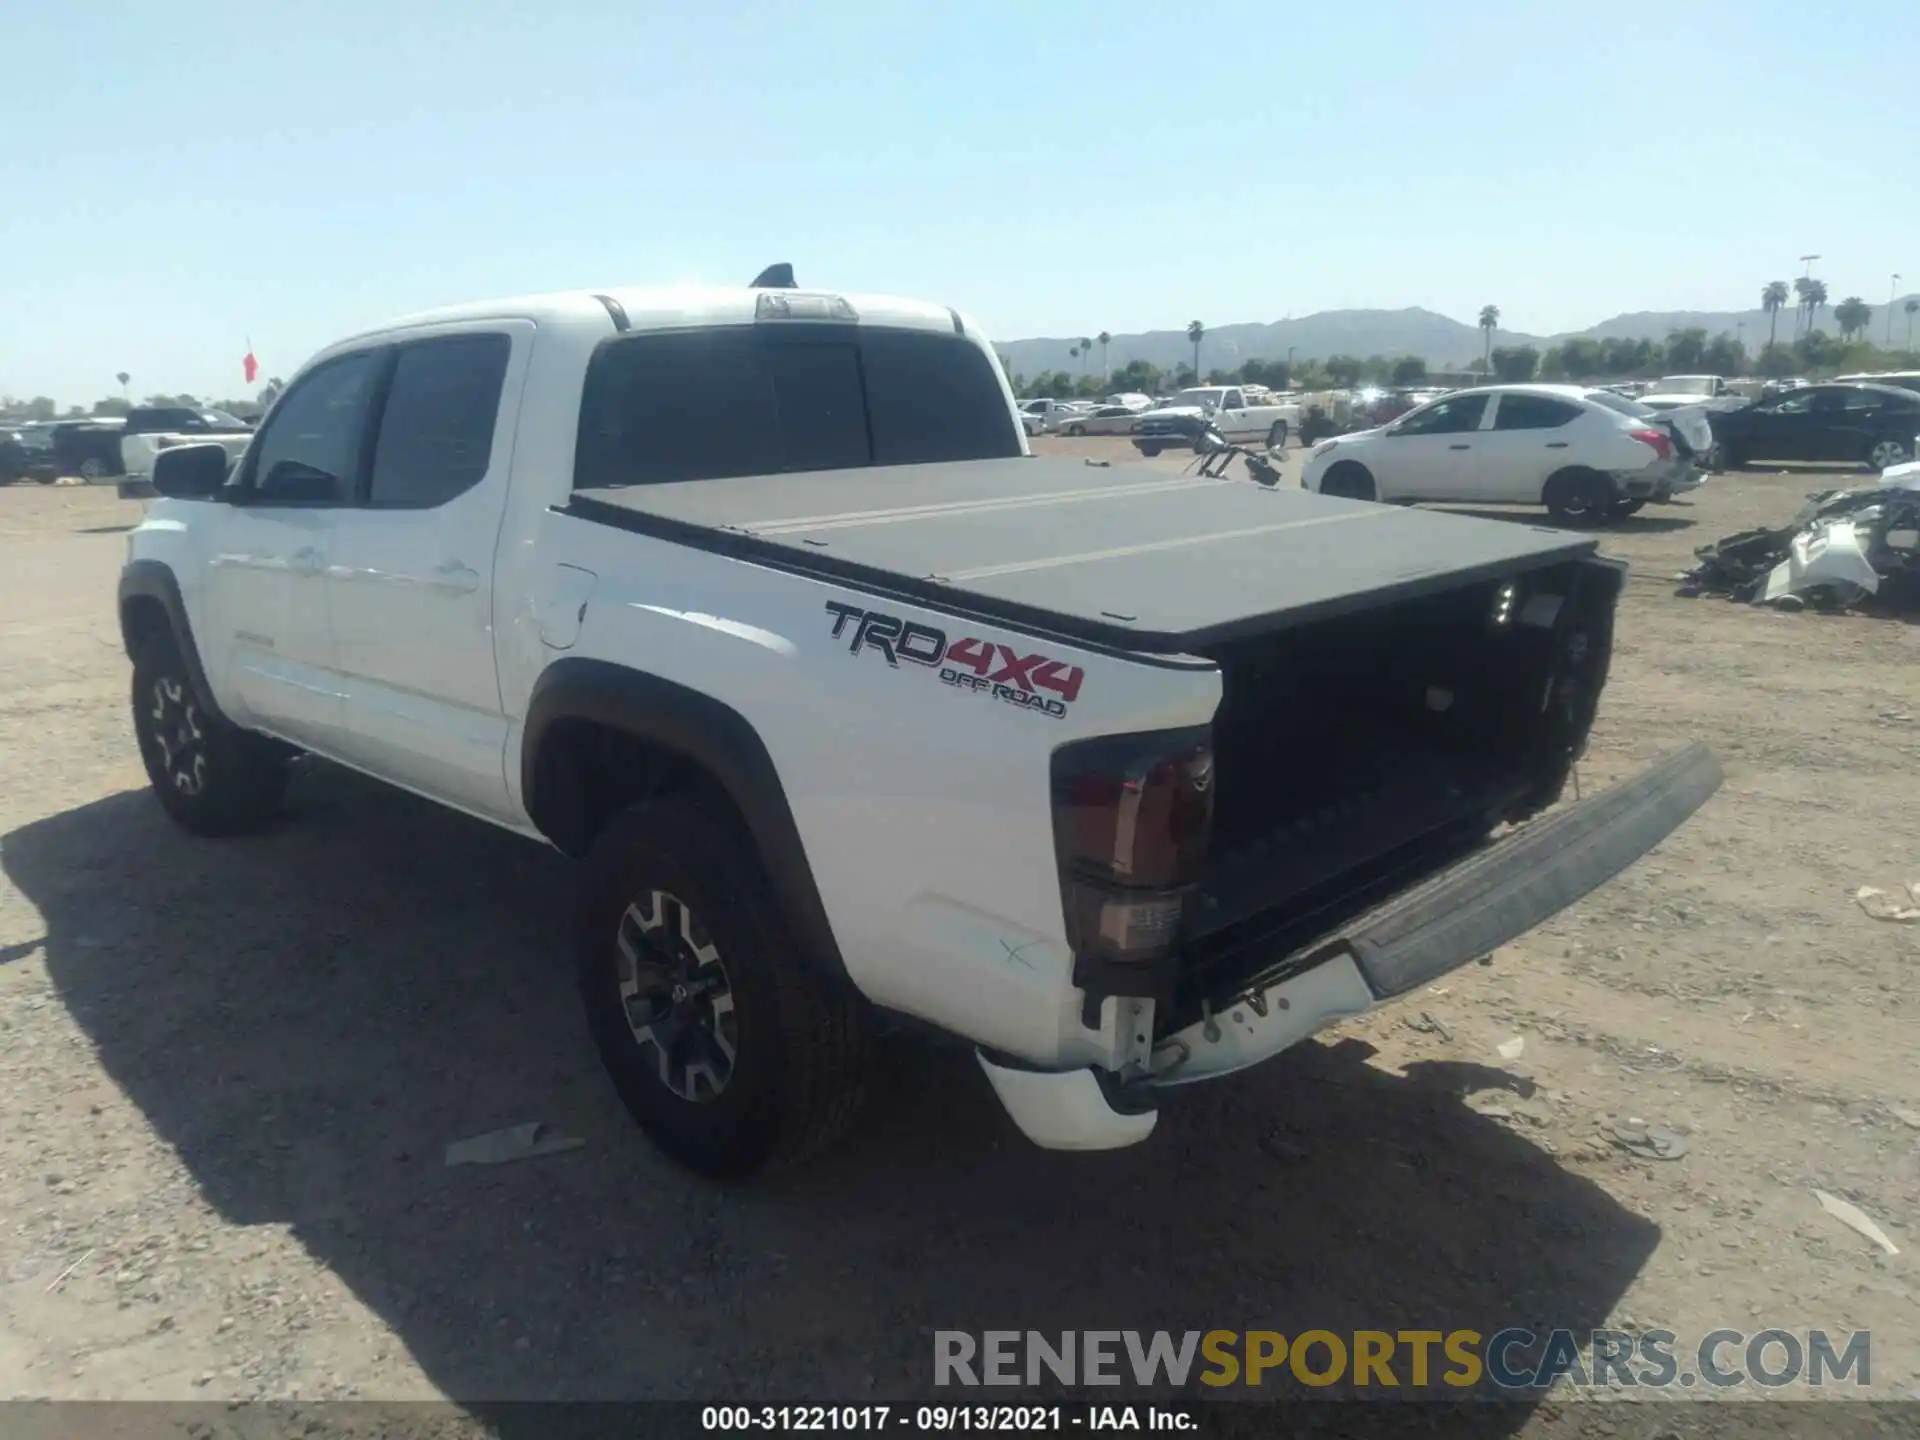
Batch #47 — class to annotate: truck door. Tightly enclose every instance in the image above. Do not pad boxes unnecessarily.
[321,324,530,822]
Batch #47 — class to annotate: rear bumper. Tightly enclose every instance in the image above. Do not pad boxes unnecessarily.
[982,744,1723,1147]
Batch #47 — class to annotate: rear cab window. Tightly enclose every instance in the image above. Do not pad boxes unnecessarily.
[574,325,1020,489]
[368,333,512,508]
[1492,393,1582,430]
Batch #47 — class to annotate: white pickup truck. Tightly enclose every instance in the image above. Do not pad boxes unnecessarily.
[1131,385,1303,456]
[122,273,1721,1178]
[115,405,256,498]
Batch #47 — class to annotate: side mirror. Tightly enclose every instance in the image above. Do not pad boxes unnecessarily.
[151,443,231,499]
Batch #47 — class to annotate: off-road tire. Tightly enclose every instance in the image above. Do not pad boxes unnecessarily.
[131,630,289,836]
[1543,467,1613,526]
[1319,461,1377,501]
[1266,420,1289,449]
[577,796,868,1179]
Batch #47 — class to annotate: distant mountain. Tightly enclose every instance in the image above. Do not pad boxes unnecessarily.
[997,295,1920,379]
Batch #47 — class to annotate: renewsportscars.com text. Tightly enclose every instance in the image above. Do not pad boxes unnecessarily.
[933,1328,1870,1392]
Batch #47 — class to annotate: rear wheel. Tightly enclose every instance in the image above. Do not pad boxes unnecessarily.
[1137,442,1164,457]
[131,631,289,836]
[1543,468,1613,526]
[577,796,868,1178]
[1066,423,1086,437]
[1266,420,1289,449]
[1319,461,1377,501]
[1867,437,1911,470]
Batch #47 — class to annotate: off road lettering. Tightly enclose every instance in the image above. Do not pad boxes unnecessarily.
[826,601,1085,715]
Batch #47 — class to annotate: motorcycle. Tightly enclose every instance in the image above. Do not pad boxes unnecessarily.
[1185,423,1282,487]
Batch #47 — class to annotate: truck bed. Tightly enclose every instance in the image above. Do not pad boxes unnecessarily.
[565,457,1598,654]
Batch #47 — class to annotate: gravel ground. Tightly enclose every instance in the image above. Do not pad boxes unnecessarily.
[1,456,1917,1433]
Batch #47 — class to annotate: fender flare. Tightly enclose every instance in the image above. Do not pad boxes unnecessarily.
[118,559,226,721]
[522,658,848,982]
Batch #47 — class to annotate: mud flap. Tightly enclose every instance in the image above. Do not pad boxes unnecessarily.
[1335,743,1723,999]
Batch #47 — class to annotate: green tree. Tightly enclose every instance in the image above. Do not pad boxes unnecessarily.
[1556,336,1603,380]
[1702,332,1745,376]
[1477,305,1500,370]
[1834,296,1872,341]
[1761,280,1790,348]
[1078,337,1093,376]
[1171,364,1198,388]
[1389,355,1428,385]
[1109,359,1163,395]
[1096,331,1111,379]
[62,405,86,419]
[23,396,57,421]
[1489,345,1539,382]
[92,397,131,416]
[1794,330,1839,368]
[1324,354,1363,387]
[1753,342,1798,378]
[1802,278,1829,334]
[1664,328,1708,371]
[1186,321,1205,380]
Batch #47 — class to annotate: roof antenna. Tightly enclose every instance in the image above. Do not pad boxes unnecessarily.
[751,262,796,289]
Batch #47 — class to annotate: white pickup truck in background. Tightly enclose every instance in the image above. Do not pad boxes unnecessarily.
[121,271,1720,1179]
[1131,385,1303,456]
[115,405,255,497]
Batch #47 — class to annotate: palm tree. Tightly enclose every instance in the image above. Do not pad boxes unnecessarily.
[115,371,130,398]
[1834,296,1871,342]
[1478,305,1500,370]
[1803,279,1829,335]
[1906,297,1918,349]
[1096,331,1112,380]
[1761,281,1789,347]
[1068,343,1081,372]
[1186,321,1205,381]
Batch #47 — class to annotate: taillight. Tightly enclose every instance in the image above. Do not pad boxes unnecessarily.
[1050,728,1213,983]
[1628,427,1673,461]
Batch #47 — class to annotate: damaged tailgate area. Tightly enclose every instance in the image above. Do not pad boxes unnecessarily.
[1681,468,1920,612]
[1168,554,1625,1031]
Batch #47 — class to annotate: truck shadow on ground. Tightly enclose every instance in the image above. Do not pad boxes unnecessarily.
[4,767,1659,1426]
[1433,506,1697,535]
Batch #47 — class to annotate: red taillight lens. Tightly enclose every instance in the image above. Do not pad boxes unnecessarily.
[1628,427,1673,460]
[1051,728,1213,970]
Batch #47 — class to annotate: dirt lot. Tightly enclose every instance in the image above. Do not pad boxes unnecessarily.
[1,451,1917,1427]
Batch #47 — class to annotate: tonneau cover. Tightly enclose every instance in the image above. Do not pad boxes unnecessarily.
[565,457,1599,653]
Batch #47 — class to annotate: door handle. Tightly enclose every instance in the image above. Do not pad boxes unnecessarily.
[431,560,482,594]
[1546,441,1569,448]
[290,547,323,576]
[1448,443,1471,450]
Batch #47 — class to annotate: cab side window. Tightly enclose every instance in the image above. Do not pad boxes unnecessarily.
[243,352,381,504]
[368,335,511,508]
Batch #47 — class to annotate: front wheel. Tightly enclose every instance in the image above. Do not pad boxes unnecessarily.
[1867,437,1912,470]
[1319,461,1377,501]
[1066,423,1086,437]
[1266,420,1289,449]
[131,631,289,835]
[1137,442,1164,457]
[577,797,868,1178]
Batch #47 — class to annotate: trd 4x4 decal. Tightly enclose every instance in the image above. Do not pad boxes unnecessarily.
[824,601,1085,719]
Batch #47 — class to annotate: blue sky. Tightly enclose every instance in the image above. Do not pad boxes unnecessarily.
[5,0,1913,405]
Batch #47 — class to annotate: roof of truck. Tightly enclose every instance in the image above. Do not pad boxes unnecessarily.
[345,285,972,344]
[567,457,1600,654]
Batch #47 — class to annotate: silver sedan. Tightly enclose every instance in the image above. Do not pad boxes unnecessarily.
[1055,405,1142,437]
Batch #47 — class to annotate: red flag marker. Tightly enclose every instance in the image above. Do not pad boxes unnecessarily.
[243,348,259,384]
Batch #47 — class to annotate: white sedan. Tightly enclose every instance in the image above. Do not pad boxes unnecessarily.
[1300,384,1704,524]
[1055,404,1143,436]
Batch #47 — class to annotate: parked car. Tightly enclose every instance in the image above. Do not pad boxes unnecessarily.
[52,419,127,480]
[121,274,1718,1175]
[1057,404,1141,436]
[1131,386,1302,455]
[0,428,26,483]
[1019,398,1092,434]
[10,423,62,481]
[1105,392,1154,411]
[1300,384,1704,523]
[1712,383,1920,472]
[1640,375,1745,416]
